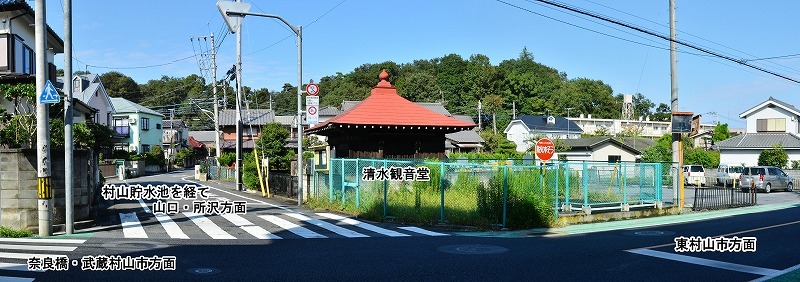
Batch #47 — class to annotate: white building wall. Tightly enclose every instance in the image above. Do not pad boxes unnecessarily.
[505,121,531,152]
[720,150,760,167]
[592,143,639,162]
[744,107,798,135]
[87,91,111,126]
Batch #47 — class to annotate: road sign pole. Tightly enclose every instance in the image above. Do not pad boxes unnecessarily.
[64,0,74,235]
[296,25,303,206]
[35,0,52,237]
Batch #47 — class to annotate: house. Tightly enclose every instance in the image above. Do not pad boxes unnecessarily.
[568,114,716,138]
[110,97,164,154]
[557,137,655,162]
[162,119,189,158]
[68,74,116,126]
[188,130,219,155]
[0,0,64,113]
[307,70,476,159]
[504,115,583,152]
[716,97,800,166]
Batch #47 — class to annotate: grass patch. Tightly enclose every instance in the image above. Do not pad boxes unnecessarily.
[0,226,33,238]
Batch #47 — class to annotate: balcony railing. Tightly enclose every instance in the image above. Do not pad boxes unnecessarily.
[114,126,130,137]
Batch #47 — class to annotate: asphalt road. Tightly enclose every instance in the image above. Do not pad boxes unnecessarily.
[1,171,799,281]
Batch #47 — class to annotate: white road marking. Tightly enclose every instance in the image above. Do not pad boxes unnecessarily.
[0,244,76,252]
[0,252,65,260]
[317,213,410,237]
[0,238,85,244]
[119,212,147,238]
[0,276,34,282]
[628,249,779,276]
[259,215,327,239]
[240,226,282,240]
[0,262,44,272]
[398,227,449,236]
[137,199,189,239]
[183,213,236,239]
[750,263,800,282]
[285,213,368,238]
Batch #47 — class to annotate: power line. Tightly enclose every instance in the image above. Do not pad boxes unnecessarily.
[528,0,800,84]
[747,53,800,62]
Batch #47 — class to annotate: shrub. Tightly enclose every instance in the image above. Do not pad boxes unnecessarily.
[0,226,33,238]
[218,152,236,167]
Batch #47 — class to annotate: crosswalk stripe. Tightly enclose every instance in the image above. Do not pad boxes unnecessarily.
[285,213,368,238]
[183,213,236,239]
[119,212,147,238]
[0,262,44,272]
[0,276,34,282]
[0,244,76,252]
[317,213,410,237]
[398,227,449,236]
[0,252,65,260]
[0,238,85,244]
[220,214,282,240]
[240,226,282,240]
[139,199,189,239]
[259,215,327,239]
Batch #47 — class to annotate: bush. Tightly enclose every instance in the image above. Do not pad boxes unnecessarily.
[758,144,789,168]
[218,152,236,167]
[0,226,33,238]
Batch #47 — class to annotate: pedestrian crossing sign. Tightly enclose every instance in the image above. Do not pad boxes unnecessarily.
[39,80,60,104]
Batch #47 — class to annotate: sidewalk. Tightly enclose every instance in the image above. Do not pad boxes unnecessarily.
[457,202,800,238]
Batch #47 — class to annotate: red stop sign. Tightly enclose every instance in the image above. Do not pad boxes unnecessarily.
[535,138,555,161]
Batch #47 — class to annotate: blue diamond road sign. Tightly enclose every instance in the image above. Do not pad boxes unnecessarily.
[39,80,60,104]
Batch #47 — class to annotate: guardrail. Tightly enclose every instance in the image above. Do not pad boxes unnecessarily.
[692,186,757,210]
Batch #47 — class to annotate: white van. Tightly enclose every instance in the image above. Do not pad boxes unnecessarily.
[716,164,744,186]
[683,165,706,186]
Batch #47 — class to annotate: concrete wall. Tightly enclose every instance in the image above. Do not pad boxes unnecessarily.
[0,149,95,231]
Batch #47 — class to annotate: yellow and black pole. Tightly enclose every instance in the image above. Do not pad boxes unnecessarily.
[35,0,53,237]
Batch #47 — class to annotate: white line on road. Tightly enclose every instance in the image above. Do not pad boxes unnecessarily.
[285,213,368,238]
[119,212,147,238]
[628,249,779,276]
[183,213,236,239]
[0,262,44,272]
[317,213,410,237]
[0,244,76,252]
[0,276,34,282]
[0,252,66,260]
[259,215,327,239]
[220,214,281,239]
[137,199,189,239]
[0,238,85,244]
[750,263,800,282]
[220,213,254,226]
[398,227,449,236]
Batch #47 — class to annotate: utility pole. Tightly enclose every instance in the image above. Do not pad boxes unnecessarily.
[63,0,74,235]
[211,33,221,158]
[35,0,52,237]
[296,25,303,206]
[670,0,682,208]
[235,0,244,191]
[512,101,516,119]
[477,100,482,131]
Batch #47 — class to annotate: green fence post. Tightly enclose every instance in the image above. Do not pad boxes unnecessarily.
[439,161,446,223]
[502,166,508,228]
[341,159,346,207]
[622,163,627,205]
[383,159,388,219]
[329,159,334,202]
[356,159,361,208]
[582,161,589,206]
[565,162,570,209]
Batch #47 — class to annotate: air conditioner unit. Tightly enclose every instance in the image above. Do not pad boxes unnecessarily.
[129,144,137,151]
[128,118,136,124]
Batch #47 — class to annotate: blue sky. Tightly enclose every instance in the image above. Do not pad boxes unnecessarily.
[41,0,800,128]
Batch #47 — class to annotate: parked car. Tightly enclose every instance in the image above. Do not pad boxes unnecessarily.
[716,164,745,186]
[683,165,706,186]
[739,166,794,193]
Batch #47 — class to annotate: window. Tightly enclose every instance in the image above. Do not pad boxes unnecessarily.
[756,118,786,132]
[21,45,33,74]
[113,118,130,137]
[608,155,621,163]
[141,118,150,130]
[156,123,161,129]
[142,144,150,153]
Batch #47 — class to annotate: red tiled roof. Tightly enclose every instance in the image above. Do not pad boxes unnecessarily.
[307,70,476,132]
[188,136,205,149]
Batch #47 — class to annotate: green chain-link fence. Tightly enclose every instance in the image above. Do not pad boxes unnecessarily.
[311,158,663,229]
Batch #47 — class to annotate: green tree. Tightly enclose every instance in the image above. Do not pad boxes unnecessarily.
[684,148,718,168]
[100,71,142,102]
[632,93,654,119]
[652,103,671,122]
[255,122,292,170]
[483,94,503,134]
[758,144,789,168]
[712,123,731,142]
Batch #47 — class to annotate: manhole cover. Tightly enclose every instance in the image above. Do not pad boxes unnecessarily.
[437,245,508,255]
[621,230,675,236]
[188,268,221,275]
[102,241,169,251]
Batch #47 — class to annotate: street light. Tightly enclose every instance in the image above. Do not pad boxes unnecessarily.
[218,1,305,205]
